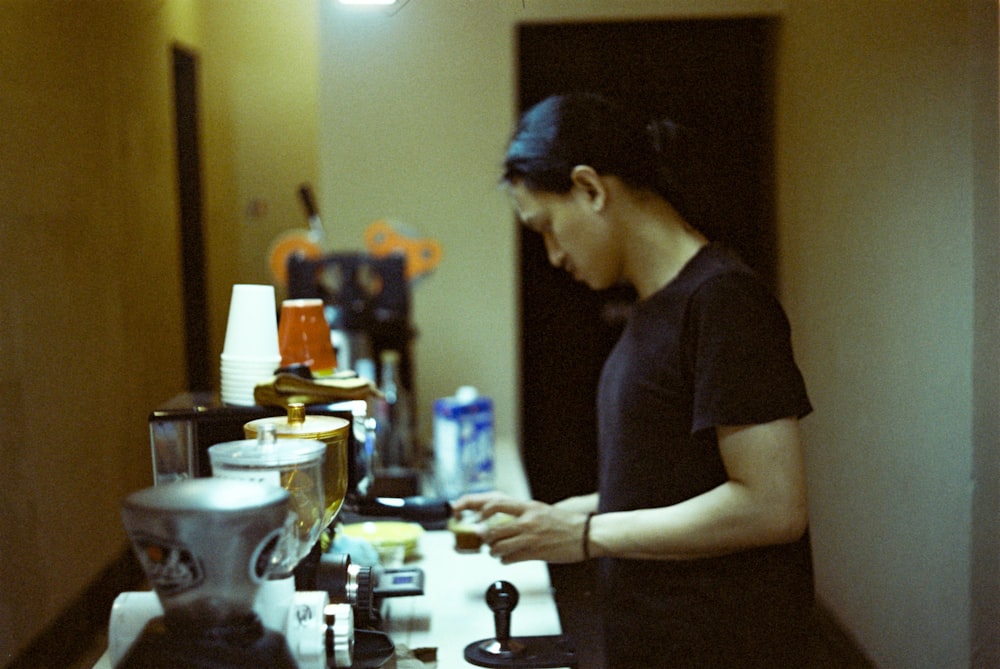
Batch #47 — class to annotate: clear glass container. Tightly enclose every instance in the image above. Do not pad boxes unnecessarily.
[208,427,326,575]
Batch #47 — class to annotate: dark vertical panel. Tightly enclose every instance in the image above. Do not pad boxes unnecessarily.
[172,46,210,391]
[517,18,777,507]
[516,25,777,666]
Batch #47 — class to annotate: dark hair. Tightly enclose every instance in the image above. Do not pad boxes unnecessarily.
[503,93,696,220]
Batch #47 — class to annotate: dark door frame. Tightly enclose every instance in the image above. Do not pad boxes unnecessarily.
[172,45,211,391]
[517,17,779,503]
[515,23,778,667]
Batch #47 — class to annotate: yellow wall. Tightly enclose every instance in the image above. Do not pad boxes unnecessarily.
[0,0,319,661]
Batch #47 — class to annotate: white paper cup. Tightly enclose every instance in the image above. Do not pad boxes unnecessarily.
[220,385,257,406]
[220,352,283,365]
[220,358,281,376]
[220,352,280,407]
[221,284,280,359]
[220,366,279,382]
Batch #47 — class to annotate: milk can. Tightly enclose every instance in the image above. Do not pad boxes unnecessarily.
[433,386,494,499]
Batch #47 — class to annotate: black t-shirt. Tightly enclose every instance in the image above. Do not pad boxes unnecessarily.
[595,244,814,668]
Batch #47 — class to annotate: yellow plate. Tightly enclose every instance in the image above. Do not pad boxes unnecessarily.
[340,521,424,555]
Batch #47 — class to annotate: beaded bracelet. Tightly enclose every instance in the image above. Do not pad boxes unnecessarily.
[582,512,596,560]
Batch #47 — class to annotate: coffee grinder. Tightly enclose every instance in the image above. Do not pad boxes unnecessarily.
[113,478,308,668]
[110,428,360,668]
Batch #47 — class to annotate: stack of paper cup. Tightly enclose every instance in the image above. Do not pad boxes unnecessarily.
[220,284,282,406]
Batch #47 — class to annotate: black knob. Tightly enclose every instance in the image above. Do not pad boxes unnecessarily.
[485,581,519,646]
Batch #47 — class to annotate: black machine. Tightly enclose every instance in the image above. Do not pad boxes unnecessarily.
[287,251,423,493]
[286,252,415,400]
[149,393,364,490]
[148,392,446,521]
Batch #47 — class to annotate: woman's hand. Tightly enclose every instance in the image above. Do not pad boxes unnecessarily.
[452,492,589,564]
[453,417,808,565]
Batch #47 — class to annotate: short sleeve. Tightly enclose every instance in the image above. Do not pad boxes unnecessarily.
[688,272,812,433]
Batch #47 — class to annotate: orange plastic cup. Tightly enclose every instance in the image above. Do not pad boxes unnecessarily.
[277,298,337,376]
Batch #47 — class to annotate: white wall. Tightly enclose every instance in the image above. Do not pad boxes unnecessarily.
[318,1,997,667]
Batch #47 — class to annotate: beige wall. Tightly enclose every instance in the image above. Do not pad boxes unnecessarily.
[778,2,997,666]
[197,1,321,370]
[320,1,996,667]
[0,0,319,662]
[317,0,784,447]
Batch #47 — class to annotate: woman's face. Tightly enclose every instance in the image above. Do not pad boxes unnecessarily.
[508,179,619,290]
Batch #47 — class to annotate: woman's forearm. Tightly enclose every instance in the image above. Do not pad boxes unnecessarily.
[553,492,599,515]
[588,418,808,561]
[586,480,807,561]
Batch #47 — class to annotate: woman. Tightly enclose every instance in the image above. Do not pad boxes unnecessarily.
[454,93,815,668]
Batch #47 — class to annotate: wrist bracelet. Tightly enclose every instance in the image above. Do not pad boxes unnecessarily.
[582,512,596,560]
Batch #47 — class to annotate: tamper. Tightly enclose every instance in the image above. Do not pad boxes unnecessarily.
[463,580,577,668]
[482,581,526,657]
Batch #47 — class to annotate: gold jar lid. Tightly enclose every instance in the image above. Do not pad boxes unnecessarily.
[244,402,349,441]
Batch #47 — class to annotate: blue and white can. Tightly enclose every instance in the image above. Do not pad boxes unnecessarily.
[433,386,494,499]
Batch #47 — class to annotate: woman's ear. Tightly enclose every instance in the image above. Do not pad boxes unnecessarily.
[570,165,607,212]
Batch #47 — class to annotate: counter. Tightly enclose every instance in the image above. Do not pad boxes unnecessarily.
[93,529,565,668]
[381,530,565,665]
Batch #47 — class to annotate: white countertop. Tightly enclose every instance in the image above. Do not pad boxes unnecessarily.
[96,438,564,667]
[382,530,563,665]
[94,529,563,668]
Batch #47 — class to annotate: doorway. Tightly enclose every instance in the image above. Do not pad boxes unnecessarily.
[516,22,778,665]
[172,46,211,391]
[517,17,779,505]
